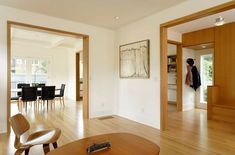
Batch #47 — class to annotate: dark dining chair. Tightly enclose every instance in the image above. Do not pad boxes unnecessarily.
[32,83,46,96]
[11,96,19,101]
[21,87,37,111]
[17,83,30,97]
[11,96,20,107]
[55,84,65,105]
[41,86,55,109]
[32,83,46,87]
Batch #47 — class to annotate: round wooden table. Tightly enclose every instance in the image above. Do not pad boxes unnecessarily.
[48,133,160,155]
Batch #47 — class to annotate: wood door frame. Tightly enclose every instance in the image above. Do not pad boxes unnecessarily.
[160,1,235,130]
[7,21,90,132]
[76,52,81,101]
[167,40,182,112]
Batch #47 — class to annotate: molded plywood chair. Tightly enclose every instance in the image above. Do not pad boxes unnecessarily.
[9,113,61,155]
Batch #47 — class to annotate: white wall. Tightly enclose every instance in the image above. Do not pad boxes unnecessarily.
[0,0,231,133]
[168,43,177,55]
[168,30,182,42]
[67,50,77,100]
[182,48,196,111]
[0,5,116,133]
[116,0,231,129]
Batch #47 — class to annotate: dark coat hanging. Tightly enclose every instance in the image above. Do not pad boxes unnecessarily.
[191,66,201,91]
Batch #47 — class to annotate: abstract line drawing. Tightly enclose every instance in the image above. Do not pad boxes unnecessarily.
[119,40,150,78]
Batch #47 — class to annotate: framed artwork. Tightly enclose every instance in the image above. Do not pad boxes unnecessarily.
[119,40,150,78]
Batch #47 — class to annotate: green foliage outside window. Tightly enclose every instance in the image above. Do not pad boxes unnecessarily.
[202,56,213,102]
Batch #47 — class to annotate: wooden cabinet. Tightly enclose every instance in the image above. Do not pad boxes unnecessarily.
[182,27,215,47]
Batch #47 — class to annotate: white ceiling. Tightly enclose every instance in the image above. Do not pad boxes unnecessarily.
[11,27,83,50]
[169,8,235,34]
[0,0,186,29]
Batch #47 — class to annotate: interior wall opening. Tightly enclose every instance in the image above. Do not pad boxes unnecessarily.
[7,21,89,132]
[181,44,214,111]
[161,2,235,130]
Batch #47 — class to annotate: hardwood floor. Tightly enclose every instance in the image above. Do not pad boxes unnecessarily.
[168,103,177,112]
[1,100,235,155]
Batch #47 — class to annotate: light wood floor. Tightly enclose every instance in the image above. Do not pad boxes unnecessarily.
[168,103,177,112]
[1,100,235,155]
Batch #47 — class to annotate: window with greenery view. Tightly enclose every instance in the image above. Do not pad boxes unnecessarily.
[200,54,213,103]
[11,57,50,97]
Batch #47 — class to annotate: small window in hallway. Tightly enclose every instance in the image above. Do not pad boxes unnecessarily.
[200,54,213,103]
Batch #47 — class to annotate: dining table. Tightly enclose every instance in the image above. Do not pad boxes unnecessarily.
[11,88,61,93]
[47,133,160,155]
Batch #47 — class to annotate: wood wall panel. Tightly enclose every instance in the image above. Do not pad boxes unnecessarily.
[212,106,235,123]
[160,27,168,130]
[214,22,235,106]
[207,86,235,123]
[83,36,89,119]
[176,44,183,112]
[182,27,214,47]
[207,86,219,120]
[207,22,235,123]
[182,24,235,123]
[76,53,80,101]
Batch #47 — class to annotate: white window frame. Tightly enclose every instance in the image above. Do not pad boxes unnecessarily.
[11,56,52,87]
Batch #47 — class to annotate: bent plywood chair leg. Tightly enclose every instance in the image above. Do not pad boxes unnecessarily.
[14,149,24,155]
[43,144,50,154]
[52,142,58,149]
[17,100,19,109]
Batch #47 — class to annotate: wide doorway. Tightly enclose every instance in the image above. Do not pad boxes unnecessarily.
[7,21,89,132]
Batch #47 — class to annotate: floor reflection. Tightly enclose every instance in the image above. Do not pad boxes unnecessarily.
[8,99,84,155]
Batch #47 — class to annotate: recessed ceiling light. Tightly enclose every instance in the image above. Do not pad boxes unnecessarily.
[215,16,225,26]
[114,16,120,20]
[201,45,206,49]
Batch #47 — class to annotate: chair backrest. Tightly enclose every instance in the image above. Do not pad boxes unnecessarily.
[60,84,66,96]
[38,83,46,88]
[9,113,30,138]
[32,83,46,88]
[41,86,55,100]
[17,83,30,89]
[9,113,30,149]
[21,87,37,102]
[31,83,38,87]
[17,83,30,96]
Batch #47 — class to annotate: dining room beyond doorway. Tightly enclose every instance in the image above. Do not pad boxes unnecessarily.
[10,25,83,115]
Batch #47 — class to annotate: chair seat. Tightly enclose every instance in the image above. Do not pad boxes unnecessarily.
[11,97,19,100]
[55,94,62,97]
[24,128,61,147]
